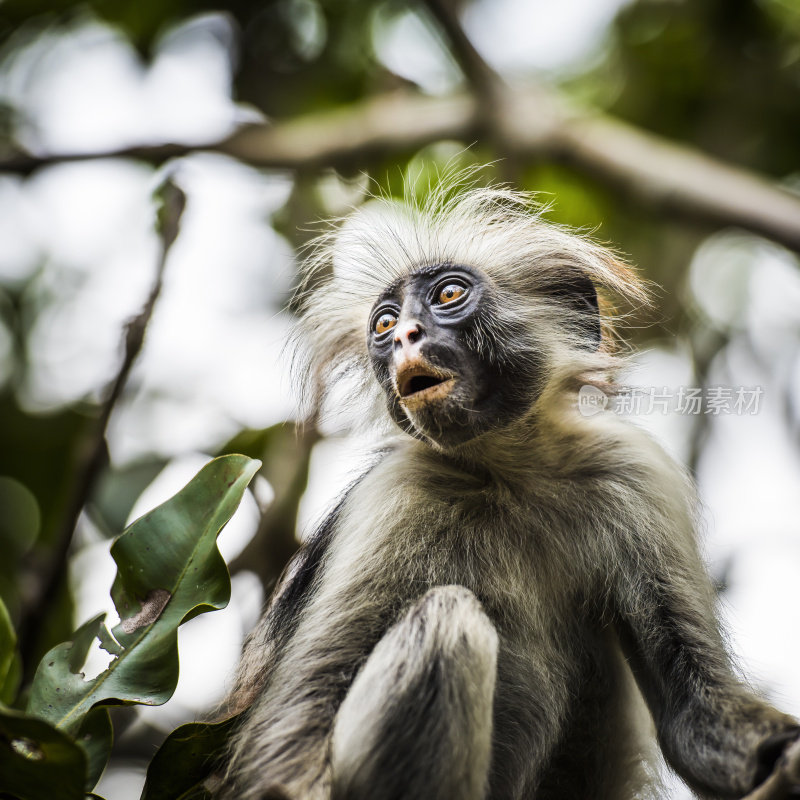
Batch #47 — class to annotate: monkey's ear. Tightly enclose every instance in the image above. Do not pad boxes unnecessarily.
[541,270,602,348]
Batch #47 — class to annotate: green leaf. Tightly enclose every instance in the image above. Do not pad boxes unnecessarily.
[0,706,86,800]
[76,707,113,791]
[218,424,284,462]
[66,614,107,674]
[0,595,21,705]
[96,621,123,658]
[26,455,260,737]
[141,715,241,800]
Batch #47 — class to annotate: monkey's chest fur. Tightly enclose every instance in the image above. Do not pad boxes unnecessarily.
[256,445,650,800]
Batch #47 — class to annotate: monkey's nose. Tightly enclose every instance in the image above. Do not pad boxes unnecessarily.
[394,320,425,349]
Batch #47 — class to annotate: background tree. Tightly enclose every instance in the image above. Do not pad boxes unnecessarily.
[0,0,798,797]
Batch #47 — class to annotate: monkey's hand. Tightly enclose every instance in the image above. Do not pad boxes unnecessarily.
[744,730,800,799]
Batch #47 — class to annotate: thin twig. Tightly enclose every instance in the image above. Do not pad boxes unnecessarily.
[0,143,195,177]
[17,178,186,682]
[685,325,731,477]
[421,0,503,96]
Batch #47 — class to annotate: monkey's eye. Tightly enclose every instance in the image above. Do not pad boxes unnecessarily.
[374,312,397,335]
[436,283,467,305]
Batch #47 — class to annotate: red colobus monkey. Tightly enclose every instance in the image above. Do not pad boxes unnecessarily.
[220,182,799,800]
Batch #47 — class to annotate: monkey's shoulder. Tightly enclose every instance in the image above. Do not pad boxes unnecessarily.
[391,428,686,500]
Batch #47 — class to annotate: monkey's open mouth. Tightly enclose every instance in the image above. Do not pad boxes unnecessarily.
[395,364,456,405]
[402,374,447,396]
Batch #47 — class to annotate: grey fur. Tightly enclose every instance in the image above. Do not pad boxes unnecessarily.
[331,585,497,800]
[220,181,798,799]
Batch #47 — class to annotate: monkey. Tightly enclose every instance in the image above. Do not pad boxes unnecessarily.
[218,180,800,800]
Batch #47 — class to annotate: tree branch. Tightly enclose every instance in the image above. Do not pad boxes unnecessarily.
[418,0,800,251]
[2,85,799,252]
[420,0,528,183]
[0,143,195,177]
[17,178,186,682]
[421,0,502,97]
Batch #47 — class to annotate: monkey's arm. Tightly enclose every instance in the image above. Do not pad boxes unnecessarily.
[221,498,341,716]
[613,523,799,798]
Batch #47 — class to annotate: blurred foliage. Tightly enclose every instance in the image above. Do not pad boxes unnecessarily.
[608,0,800,177]
[0,0,797,793]
[0,395,86,653]
[0,0,394,115]
[0,597,22,704]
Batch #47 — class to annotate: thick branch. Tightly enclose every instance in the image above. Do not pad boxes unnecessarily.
[552,110,800,250]
[420,0,528,183]
[419,0,799,249]
[2,86,799,252]
[17,179,186,681]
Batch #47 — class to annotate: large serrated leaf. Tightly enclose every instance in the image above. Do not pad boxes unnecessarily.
[26,455,260,736]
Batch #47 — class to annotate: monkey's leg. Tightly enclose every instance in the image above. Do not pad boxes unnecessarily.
[330,585,498,800]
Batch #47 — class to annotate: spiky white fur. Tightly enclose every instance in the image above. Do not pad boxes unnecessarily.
[293,183,647,434]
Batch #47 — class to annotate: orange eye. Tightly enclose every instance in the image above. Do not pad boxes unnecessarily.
[438,284,465,304]
[375,313,397,335]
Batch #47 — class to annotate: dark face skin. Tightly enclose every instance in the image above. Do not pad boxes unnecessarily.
[366,264,539,448]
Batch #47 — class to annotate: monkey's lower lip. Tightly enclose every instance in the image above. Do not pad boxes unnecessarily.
[398,376,457,406]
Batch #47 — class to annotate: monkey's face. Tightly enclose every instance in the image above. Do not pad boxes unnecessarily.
[366,264,539,447]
